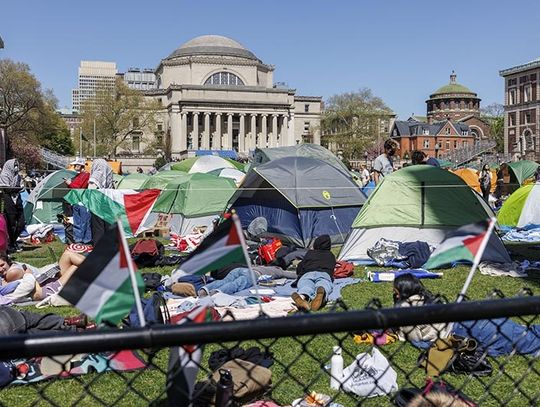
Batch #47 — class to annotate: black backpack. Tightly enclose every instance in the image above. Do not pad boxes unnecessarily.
[142,272,163,291]
[130,239,164,267]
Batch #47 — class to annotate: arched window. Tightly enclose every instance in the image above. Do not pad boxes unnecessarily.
[204,72,245,86]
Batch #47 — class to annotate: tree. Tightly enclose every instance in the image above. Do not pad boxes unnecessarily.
[80,79,162,158]
[0,59,74,166]
[321,88,393,160]
[481,102,504,153]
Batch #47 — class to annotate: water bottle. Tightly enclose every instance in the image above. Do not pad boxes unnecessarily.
[215,368,234,407]
[330,346,343,390]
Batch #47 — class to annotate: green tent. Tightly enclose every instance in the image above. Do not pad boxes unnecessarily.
[116,173,150,189]
[339,165,510,264]
[508,160,540,185]
[167,156,244,173]
[24,169,76,224]
[142,173,236,235]
[141,171,189,190]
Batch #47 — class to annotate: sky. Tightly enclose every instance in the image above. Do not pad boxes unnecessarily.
[2,0,540,119]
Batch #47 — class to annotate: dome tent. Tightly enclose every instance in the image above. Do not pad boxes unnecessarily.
[228,156,367,248]
[507,160,540,185]
[252,144,350,176]
[339,166,510,264]
[498,183,540,228]
[167,156,244,173]
[116,173,150,189]
[141,173,236,236]
[141,171,190,190]
[452,168,497,193]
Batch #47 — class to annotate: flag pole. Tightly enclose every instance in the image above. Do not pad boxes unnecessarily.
[116,219,146,327]
[456,217,497,303]
[232,213,265,316]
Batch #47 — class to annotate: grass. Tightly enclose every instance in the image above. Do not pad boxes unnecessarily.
[1,241,539,406]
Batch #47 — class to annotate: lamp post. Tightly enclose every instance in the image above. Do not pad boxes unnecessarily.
[434,143,440,159]
[364,151,368,165]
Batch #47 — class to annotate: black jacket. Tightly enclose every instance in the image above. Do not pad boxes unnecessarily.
[294,235,336,284]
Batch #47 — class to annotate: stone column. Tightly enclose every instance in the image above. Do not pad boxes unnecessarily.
[203,112,211,150]
[280,114,288,147]
[271,114,278,147]
[192,112,199,150]
[214,113,222,150]
[288,112,295,145]
[170,108,182,155]
[260,114,268,148]
[226,113,233,150]
[239,113,246,153]
[180,112,188,150]
[250,114,257,150]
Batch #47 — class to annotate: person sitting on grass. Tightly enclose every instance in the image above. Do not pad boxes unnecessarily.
[393,273,540,356]
[0,249,85,302]
[291,234,336,312]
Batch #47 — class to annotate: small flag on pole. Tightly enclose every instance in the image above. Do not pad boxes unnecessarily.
[175,215,247,276]
[59,222,145,325]
[423,220,491,270]
[167,306,213,404]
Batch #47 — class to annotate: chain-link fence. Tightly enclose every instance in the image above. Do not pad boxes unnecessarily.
[1,293,540,406]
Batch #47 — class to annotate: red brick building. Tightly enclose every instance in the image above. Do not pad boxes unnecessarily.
[390,118,474,159]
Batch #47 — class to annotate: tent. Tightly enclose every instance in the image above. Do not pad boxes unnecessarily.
[142,173,236,235]
[229,156,367,247]
[141,171,190,190]
[498,183,540,228]
[252,144,350,175]
[207,167,245,186]
[508,160,539,185]
[24,169,76,224]
[452,168,497,193]
[164,156,244,173]
[339,165,510,264]
[116,173,150,189]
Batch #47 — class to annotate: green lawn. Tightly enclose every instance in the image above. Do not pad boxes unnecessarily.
[1,241,539,406]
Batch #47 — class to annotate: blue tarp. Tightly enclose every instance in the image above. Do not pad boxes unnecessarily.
[195,150,238,159]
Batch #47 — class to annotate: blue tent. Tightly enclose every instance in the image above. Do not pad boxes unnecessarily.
[229,156,367,247]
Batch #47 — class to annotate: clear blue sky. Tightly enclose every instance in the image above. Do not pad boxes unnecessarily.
[2,0,540,118]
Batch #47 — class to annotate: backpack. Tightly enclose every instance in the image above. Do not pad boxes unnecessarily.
[142,272,163,291]
[333,260,354,279]
[130,239,164,267]
[127,292,170,327]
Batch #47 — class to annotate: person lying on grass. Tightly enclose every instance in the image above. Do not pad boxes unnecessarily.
[291,234,335,312]
[0,306,92,335]
[393,273,540,356]
[0,250,85,302]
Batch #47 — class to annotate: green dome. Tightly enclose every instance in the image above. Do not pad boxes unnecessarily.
[430,72,477,98]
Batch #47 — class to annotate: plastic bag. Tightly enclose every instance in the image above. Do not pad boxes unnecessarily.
[341,348,398,397]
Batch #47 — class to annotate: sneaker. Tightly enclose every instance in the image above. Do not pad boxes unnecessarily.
[311,287,326,311]
[292,292,310,312]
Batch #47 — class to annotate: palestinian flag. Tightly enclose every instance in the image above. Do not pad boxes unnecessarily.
[167,306,213,404]
[423,221,490,269]
[176,215,246,276]
[64,189,160,237]
[59,223,144,324]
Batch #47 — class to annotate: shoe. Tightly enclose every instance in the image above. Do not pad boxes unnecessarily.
[292,292,310,312]
[64,314,88,328]
[311,287,326,311]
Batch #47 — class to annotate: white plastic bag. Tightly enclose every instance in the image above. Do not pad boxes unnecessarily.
[341,348,398,397]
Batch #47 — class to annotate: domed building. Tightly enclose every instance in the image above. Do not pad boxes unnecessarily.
[426,71,490,143]
[148,35,322,158]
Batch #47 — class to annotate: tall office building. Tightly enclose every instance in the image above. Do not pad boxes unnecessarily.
[72,61,117,112]
[120,68,156,90]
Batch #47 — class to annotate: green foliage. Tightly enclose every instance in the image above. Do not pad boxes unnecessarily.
[154,155,167,170]
[80,79,162,158]
[321,88,393,160]
[481,102,504,153]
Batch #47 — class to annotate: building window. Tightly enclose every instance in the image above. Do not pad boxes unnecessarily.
[156,134,163,145]
[133,118,139,128]
[204,72,245,86]
[524,85,532,102]
[157,124,163,132]
[520,75,528,84]
[454,140,458,148]
[508,112,516,126]
[304,122,310,133]
[132,135,140,151]
[445,140,450,150]
[461,130,468,136]
[525,111,532,124]
[304,104,309,113]
[509,89,516,105]
[508,78,517,86]
[462,140,468,147]
[445,127,451,135]
[423,139,430,149]
[423,129,429,135]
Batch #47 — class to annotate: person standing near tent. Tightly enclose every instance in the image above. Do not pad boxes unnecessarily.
[88,159,114,244]
[372,140,397,184]
[66,158,92,245]
[360,164,371,187]
[411,150,440,167]
[478,164,492,203]
[0,159,24,253]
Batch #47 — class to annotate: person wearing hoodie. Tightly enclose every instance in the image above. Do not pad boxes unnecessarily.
[291,235,336,312]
